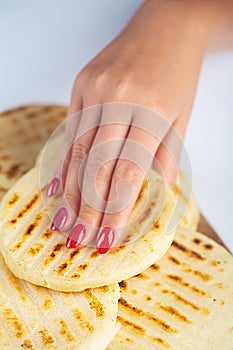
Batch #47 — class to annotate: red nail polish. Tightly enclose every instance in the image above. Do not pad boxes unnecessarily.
[96,227,114,254]
[66,224,86,249]
[51,207,68,231]
[47,178,60,197]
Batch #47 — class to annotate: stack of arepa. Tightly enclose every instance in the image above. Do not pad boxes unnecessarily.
[0,105,232,350]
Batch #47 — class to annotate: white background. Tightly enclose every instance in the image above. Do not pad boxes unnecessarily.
[1,0,232,250]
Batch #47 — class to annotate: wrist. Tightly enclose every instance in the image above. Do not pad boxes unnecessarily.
[126,0,220,51]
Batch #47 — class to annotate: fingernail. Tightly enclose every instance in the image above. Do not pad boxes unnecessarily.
[47,178,60,197]
[51,207,68,231]
[96,226,114,254]
[66,224,86,249]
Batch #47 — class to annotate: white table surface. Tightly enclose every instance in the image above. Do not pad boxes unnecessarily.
[1,0,232,250]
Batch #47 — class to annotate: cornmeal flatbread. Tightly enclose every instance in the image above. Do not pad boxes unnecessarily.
[0,251,119,350]
[108,227,233,350]
[0,165,175,292]
[0,104,67,200]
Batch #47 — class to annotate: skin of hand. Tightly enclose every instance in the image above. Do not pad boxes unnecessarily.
[46,0,228,253]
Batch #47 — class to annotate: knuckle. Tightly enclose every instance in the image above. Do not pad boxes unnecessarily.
[79,203,97,218]
[72,143,89,163]
[87,150,107,173]
[105,83,126,101]
[75,67,90,85]
[97,161,113,179]
[65,191,79,203]
[115,163,140,184]
[64,192,80,214]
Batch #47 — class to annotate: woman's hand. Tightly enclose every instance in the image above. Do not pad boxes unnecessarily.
[46,0,218,253]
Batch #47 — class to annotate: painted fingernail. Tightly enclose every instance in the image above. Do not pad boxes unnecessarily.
[47,178,60,197]
[66,224,86,249]
[96,226,114,254]
[51,207,68,231]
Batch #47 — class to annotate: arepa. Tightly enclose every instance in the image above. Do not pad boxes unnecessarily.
[0,252,119,350]
[108,227,233,350]
[0,164,175,292]
[0,104,66,199]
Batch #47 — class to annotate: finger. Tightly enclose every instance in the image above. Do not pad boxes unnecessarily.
[46,92,82,198]
[152,116,188,187]
[66,103,132,248]
[97,123,161,253]
[60,105,102,232]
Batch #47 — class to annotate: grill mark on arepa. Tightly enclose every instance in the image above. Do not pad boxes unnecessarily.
[173,182,188,203]
[42,230,53,240]
[28,243,44,256]
[57,262,68,275]
[10,193,39,224]
[0,186,6,192]
[182,267,212,282]
[210,260,221,267]
[43,243,64,266]
[25,106,55,118]
[167,255,181,265]
[173,184,179,196]
[119,280,128,290]
[153,220,161,230]
[138,207,152,225]
[11,213,43,251]
[122,233,133,244]
[38,328,55,348]
[161,289,209,315]
[78,263,89,271]
[166,274,207,296]
[8,193,20,206]
[172,240,205,260]
[117,316,145,335]
[204,244,213,250]
[119,298,178,333]
[57,250,82,276]
[100,286,109,293]
[159,305,192,324]
[119,336,134,344]
[150,336,172,349]
[43,299,53,310]
[15,127,25,136]
[21,339,34,349]
[85,290,105,318]
[133,272,149,280]
[149,263,160,271]
[58,319,74,342]
[182,217,188,225]
[109,245,126,254]
[193,238,201,244]
[42,106,55,113]
[134,180,147,206]
[26,106,54,118]
[6,164,21,179]
[72,309,94,332]
[154,282,161,287]
[90,251,100,258]
[3,308,26,339]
